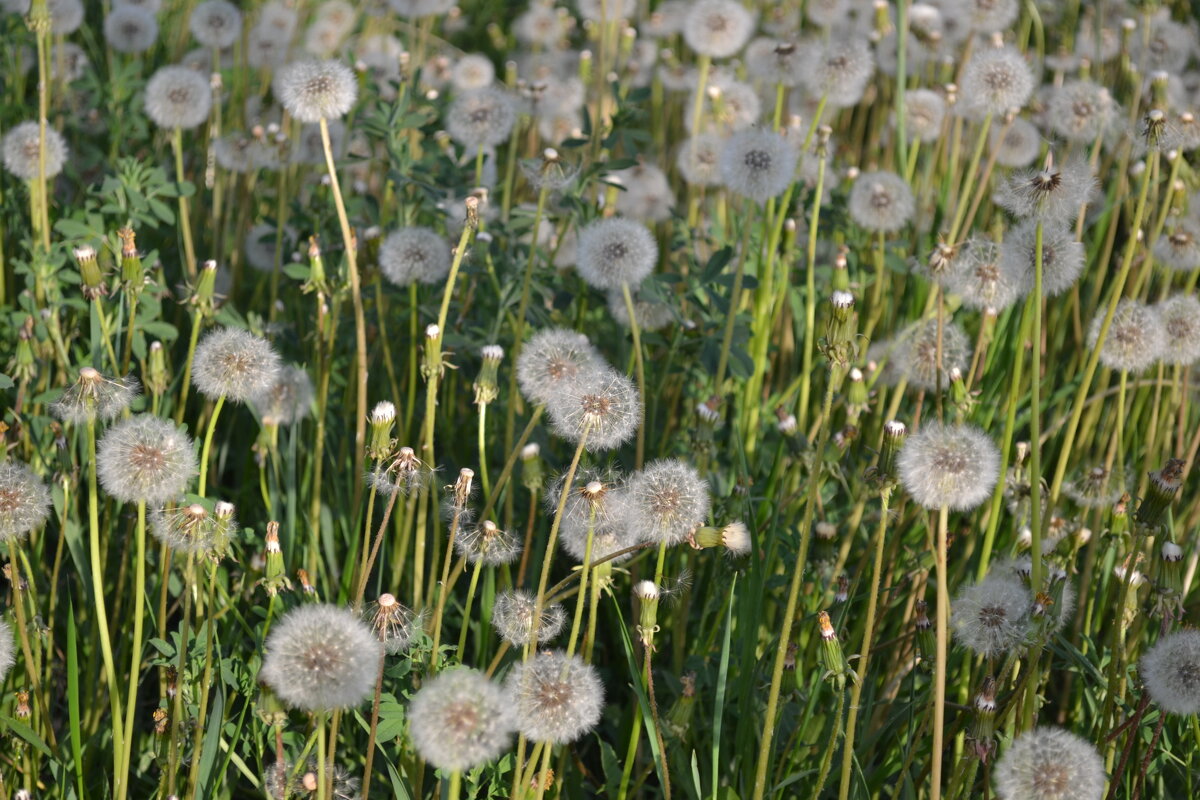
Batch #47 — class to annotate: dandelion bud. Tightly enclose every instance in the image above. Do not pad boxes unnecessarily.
[696,399,721,425]
[914,600,934,671]
[834,574,850,604]
[147,342,168,398]
[115,227,143,289]
[521,443,543,491]
[422,324,442,380]
[1161,541,1185,596]
[1137,458,1184,528]
[635,580,660,649]
[826,291,857,349]
[776,408,798,436]
[73,244,106,299]
[474,345,504,406]
[817,611,848,683]
[846,369,868,422]
[368,401,396,460]
[259,521,292,597]
[305,236,327,289]
[296,568,315,594]
[153,707,169,735]
[876,420,906,482]
[970,675,999,763]
[692,521,752,556]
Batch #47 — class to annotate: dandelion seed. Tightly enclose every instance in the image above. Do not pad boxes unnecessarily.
[1156,294,1200,366]
[505,650,604,745]
[682,0,754,59]
[995,157,1097,224]
[0,461,51,543]
[104,6,159,54]
[492,590,567,646]
[259,603,383,712]
[1086,299,1165,373]
[97,415,197,506]
[626,459,711,545]
[144,66,213,130]
[546,366,641,451]
[575,217,658,292]
[1000,221,1085,297]
[993,727,1106,800]
[192,326,282,403]
[447,87,518,149]
[189,0,241,49]
[275,59,357,123]
[848,171,915,233]
[52,367,139,424]
[960,46,1035,118]
[718,127,797,204]
[252,365,314,426]
[378,227,451,287]
[408,667,514,770]
[898,422,1000,511]
[2,121,68,180]
[368,593,422,655]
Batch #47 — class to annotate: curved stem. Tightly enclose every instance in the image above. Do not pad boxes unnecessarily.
[197,394,225,499]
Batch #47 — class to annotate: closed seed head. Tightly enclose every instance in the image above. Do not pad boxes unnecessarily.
[378,227,451,287]
[408,667,514,770]
[626,459,711,545]
[993,727,1106,800]
[546,366,641,451]
[0,461,52,543]
[576,217,658,291]
[505,650,604,744]
[259,604,383,711]
[275,59,358,123]
[192,326,282,402]
[98,415,197,506]
[145,66,213,130]
[492,590,567,646]
[898,422,1001,511]
[2,120,68,180]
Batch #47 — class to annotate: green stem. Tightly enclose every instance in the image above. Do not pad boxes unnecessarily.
[1030,221,1045,591]
[120,502,147,797]
[197,394,226,499]
[932,505,950,800]
[621,282,646,468]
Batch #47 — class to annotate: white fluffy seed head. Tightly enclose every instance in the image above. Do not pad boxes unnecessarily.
[454,521,523,566]
[505,650,604,745]
[378,227,451,287]
[446,87,518,149]
[97,415,197,506]
[104,6,159,53]
[1086,299,1165,373]
[902,88,946,143]
[898,422,1001,511]
[252,365,315,426]
[0,461,52,543]
[547,469,635,563]
[947,237,1025,314]
[676,133,725,187]
[892,318,972,391]
[1000,221,1086,298]
[626,459,711,545]
[190,0,241,48]
[1047,81,1118,143]
[0,619,14,684]
[576,217,658,291]
[960,46,1035,117]
[1154,220,1200,272]
[259,604,383,711]
[1156,294,1200,366]
[492,590,567,646]
[682,0,755,58]
[2,121,68,180]
[409,668,514,770]
[951,571,1031,658]
[719,127,797,204]
[804,37,876,108]
[546,366,641,451]
[144,66,213,130]
[275,59,358,123]
[515,328,602,406]
[993,727,1106,800]
[996,158,1097,225]
[192,326,282,402]
[1141,629,1200,714]
[848,171,915,233]
[990,116,1042,168]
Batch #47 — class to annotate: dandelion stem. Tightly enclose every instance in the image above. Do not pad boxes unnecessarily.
[621,282,646,468]
[197,393,225,499]
[120,502,147,794]
[172,127,198,280]
[1029,220,1045,591]
[457,558,485,659]
[931,505,950,800]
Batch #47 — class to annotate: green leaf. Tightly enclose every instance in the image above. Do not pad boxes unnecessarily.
[0,373,14,390]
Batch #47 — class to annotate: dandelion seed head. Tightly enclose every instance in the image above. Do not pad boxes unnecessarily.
[367,593,422,654]
[0,620,14,683]
[252,365,314,426]
[993,727,1106,800]
[1156,294,1200,366]
[516,329,603,406]
[149,501,235,554]
[963,0,1018,34]
[548,469,636,563]
[104,6,159,54]
[190,1,241,49]
[409,667,514,770]
[0,461,51,543]
[2,121,68,180]
[493,590,567,646]
[849,170,915,233]
[627,459,711,545]
[1154,220,1200,272]
[454,520,522,566]
[676,133,725,187]
[275,59,357,123]
[952,571,1030,658]
[682,0,755,58]
[1047,81,1118,143]
[719,127,798,204]
[947,238,1024,313]
[259,604,382,711]
[1064,465,1125,509]
[893,318,971,391]
[452,54,495,91]
[744,38,805,87]
[145,65,213,130]
[960,46,1035,117]
[612,163,676,222]
[804,37,876,108]
[378,227,451,287]
[97,415,197,506]
[902,88,947,143]
[898,422,1001,511]
[1087,299,1165,373]
[995,158,1097,224]
[505,650,604,745]
[546,366,641,451]
[1000,221,1085,297]
[192,326,282,402]
[1141,629,1200,714]
[576,217,657,291]
[990,116,1042,168]
[447,87,518,149]
[606,288,674,332]
[1136,18,1195,74]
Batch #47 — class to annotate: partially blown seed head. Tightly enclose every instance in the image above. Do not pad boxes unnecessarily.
[1141,630,1200,715]
[993,727,1106,800]
[192,326,282,402]
[0,461,51,543]
[408,667,514,770]
[898,422,1001,511]
[260,604,383,711]
[97,415,197,506]
[150,500,236,555]
[505,650,604,744]
[893,318,972,391]
[454,520,522,566]
[52,368,139,424]
[368,593,422,655]
[995,158,1097,224]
